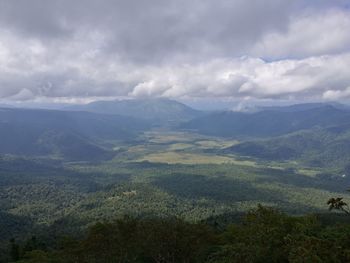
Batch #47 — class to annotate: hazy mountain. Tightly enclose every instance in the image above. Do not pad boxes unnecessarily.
[181,104,350,138]
[259,102,350,112]
[66,98,202,124]
[0,107,150,160]
[0,103,14,108]
[224,124,350,169]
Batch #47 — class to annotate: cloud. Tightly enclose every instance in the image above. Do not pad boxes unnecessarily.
[323,87,350,100]
[0,0,296,62]
[3,49,350,102]
[127,54,350,100]
[253,9,350,59]
[0,0,349,103]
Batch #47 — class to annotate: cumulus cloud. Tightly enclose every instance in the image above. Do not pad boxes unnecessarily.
[323,87,350,100]
[0,0,349,103]
[127,54,350,100]
[253,9,350,59]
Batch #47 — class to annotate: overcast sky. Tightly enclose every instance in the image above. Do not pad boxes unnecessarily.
[0,0,350,104]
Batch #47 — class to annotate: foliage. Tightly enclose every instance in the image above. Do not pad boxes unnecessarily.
[3,103,350,262]
[5,206,350,263]
[327,197,350,214]
[225,126,350,170]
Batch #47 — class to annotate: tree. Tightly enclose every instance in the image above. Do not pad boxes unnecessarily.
[327,197,350,214]
[9,238,20,262]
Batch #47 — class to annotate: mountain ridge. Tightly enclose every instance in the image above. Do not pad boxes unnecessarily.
[0,107,150,161]
[65,98,203,124]
[181,104,350,138]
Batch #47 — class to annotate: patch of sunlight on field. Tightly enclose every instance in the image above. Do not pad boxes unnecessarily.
[138,152,233,164]
[144,131,197,143]
[230,158,258,167]
[195,140,239,149]
[167,143,193,151]
[143,130,225,144]
[127,145,148,153]
[297,169,320,177]
[138,151,257,166]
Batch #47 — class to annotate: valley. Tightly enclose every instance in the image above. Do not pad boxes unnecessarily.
[1,99,350,261]
[2,2,350,260]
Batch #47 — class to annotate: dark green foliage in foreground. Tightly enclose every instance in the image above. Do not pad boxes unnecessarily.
[5,206,350,263]
[327,197,350,214]
[6,217,216,263]
[208,205,350,263]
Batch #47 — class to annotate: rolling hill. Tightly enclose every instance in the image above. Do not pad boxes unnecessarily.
[66,98,202,124]
[0,107,150,161]
[182,105,350,138]
[223,124,350,169]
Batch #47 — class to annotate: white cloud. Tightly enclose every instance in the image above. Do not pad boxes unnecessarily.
[1,27,350,102]
[0,1,349,103]
[323,87,350,100]
[253,9,350,59]
[8,88,34,101]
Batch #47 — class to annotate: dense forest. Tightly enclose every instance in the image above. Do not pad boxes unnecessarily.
[3,206,350,262]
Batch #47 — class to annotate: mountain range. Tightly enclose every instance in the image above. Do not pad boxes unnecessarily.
[181,104,350,138]
[0,107,149,161]
[66,98,202,124]
[2,99,350,166]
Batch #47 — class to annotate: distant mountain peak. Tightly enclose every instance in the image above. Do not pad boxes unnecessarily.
[66,98,202,123]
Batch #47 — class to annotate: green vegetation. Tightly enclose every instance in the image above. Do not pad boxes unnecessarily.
[138,152,237,164]
[225,125,350,170]
[2,143,350,260]
[4,206,350,262]
[182,105,350,137]
[3,102,350,261]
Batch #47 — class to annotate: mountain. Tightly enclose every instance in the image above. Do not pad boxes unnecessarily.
[181,104,350,138]
[223,124,350,169]
[66,98,202,124]
[259,102,350,112]
[0,103,14,108]
[0,107,150,161]
[259,103,332,112]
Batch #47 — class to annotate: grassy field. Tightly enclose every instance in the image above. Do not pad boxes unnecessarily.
[138,151,235,164]
[106,130,333,176]
[118,131,257,166]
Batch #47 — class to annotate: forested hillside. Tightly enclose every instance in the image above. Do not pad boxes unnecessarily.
[182,105,350,138]
[0,108,150,161]
[4,206,350,262]
[224,124,350,169]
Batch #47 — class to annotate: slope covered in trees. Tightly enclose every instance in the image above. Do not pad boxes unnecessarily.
[181,105,350,138]
[0,107,150,161]
[224,124,350,169]
[4,206,350,263]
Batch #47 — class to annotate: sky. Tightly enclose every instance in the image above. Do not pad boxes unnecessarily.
[0,0,350,105]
